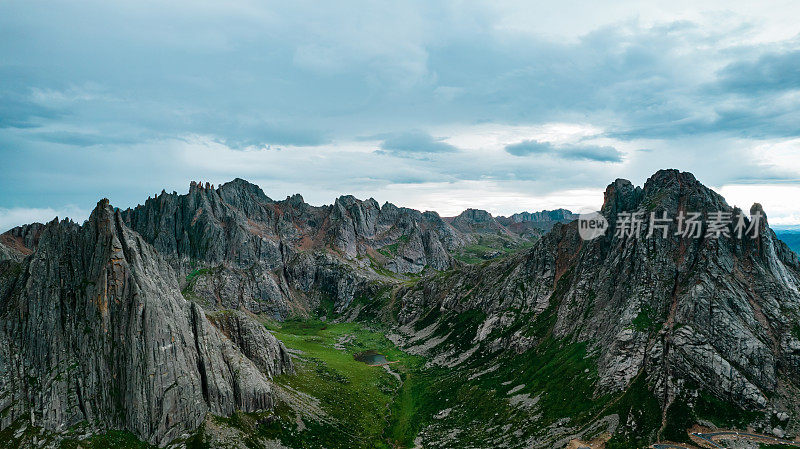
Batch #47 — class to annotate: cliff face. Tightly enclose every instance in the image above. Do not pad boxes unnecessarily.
[118,180,465,318]
[575,172,800,411]
[120,179,462,275]
[393,170,800,439]
[0,200,291,446]
[118,179,562,319]
[3,170,796,448]
[0,223,44,262]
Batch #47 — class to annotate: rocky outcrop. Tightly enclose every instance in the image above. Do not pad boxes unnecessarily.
[329,195,459,271]
[393,169,800,433]
[448,208,509,236]
[0,241,17,262]
[446,207,577,243]
[0,200,291,446]
[206,310,293,378]
[0,222,45,262]
[119,179,523,317]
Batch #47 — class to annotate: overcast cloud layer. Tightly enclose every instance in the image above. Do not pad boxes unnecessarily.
[2,0,800,231]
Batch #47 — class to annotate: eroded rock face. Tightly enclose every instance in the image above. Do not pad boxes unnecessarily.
[0,200,291,446]
[121,181,457,314]
[6,171,793,447]
[449,208,510,236]
[206,310,293,379]
[394,169,800,424]
[0,241,16,262]
[119,179,546,317]
[0,222,45,262]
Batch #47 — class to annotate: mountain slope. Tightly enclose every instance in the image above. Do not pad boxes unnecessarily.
[1,170,798,449]
[116,180,567,319]
[388,170,800,446]
[0,200,292,446]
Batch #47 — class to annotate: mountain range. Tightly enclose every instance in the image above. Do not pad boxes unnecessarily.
[0,169,798,449]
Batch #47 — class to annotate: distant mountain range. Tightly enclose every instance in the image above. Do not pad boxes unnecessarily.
[1,170,798,449]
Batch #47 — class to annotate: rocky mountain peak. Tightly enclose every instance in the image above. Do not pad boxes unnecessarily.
[600,177,642,217]
[285,192,305,206]
[502,209,577,223]
[454,208,494,222]
[0,222,45,261]
[89,197,117,227]
[599,169,734,221]
[449,208,509,236]
[0,198,292,445]
[751,201,769,227]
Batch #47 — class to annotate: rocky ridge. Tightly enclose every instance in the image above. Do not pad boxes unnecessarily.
[390,169,800,445]
[2,170,793,448]
[0,200,292,446]
[112,179,573,319]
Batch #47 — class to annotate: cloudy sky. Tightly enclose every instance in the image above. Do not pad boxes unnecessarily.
[2,0,800,231]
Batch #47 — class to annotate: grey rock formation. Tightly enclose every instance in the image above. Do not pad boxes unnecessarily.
[5,171,793,448]
[0,200,291,446]
[393,169,800,435]
[448,208,509,236]
[119,179,502,317]
[500,209,577,224]
[206,310,293,378]
[0,222,45,262]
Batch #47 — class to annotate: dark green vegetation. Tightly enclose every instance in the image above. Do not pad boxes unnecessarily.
[60,432,156,449]
[604,386,769,447]
[181,266,215,303]
[661,398,695,443]
[632,305,658,333]
[378,234,410,258]
[186,309,625,449]
[270,320,413,447]
[211,319,425,448]
[0,421,155,449]
[604,375,662,448]
[692,391,763,429]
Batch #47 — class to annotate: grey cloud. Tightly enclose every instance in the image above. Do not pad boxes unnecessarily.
[561,145,623,162]
[505,140,553,156]
[31,130,138,147]
[1,1,799,220]
[716,49,800,94]
[2,2,799,145]
[206,122,328,149]
[505,140,622,162]
[379,131,459,154]
[0,94,62,129]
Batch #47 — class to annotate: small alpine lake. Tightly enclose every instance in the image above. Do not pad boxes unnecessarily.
[354,350,391,365]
